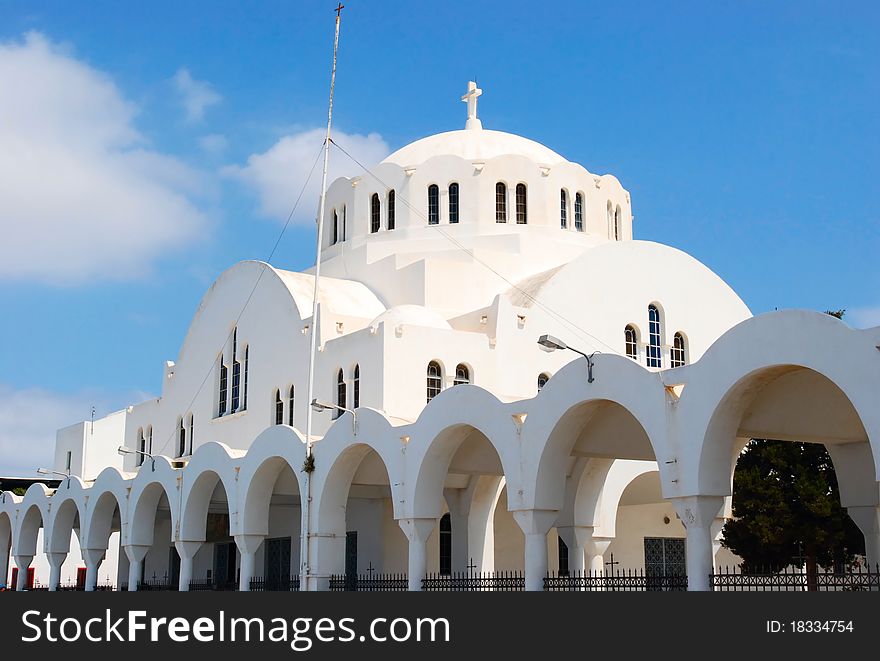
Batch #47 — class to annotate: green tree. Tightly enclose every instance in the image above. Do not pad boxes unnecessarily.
[721,440,865,581]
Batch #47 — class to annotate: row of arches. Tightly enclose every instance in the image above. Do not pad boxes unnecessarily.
[2,312,878,592]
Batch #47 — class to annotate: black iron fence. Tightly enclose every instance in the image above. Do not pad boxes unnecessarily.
[422,571,524,591]
[136,577,179,591]
[249,576,301,592]
[329,574,408,592]
[188,578,238,591]
[711,565,880,591]
[544,569,687,591]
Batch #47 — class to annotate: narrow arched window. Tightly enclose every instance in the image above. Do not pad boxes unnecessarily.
[332,209,338,245]
[647,305,662,368]
[574,192,584,231]
[427,361,442,402]
[336,368,347,418]
[560,189,568,229]
[274,389,283,425]
[606,201,613,239]
[495,182,507,223]
[231,328,241,412]
[439,513,452,575]
[178,418,186,458]
[537,373,550,391]
[137,428,145,467]
[624,325,638,360]
[146,426,152,455]
[448,183,459,224]
[187,414,194,455]
[387,189,396,230]
[341,205,347,241]
[453,364,470,386]
[218,358,228,417]
[370,193,380,233]
[671,332,687,368]
[428,185,439,225]
[516,183,527,224]
[352,364,360,408]
[288,385,295,427]
[614,205,621,240]
[242,345,249,411]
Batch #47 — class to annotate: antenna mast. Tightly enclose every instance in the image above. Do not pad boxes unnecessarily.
[301,2,344,592]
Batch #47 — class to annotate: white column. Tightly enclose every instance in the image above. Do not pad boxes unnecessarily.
[576,527,612,573]
[235,534,265,592]
[513,509,559,591]
[14,555,32,591]
[0,542,10,589]
[444,488,470,572]
[47,552,66,591]
[123,544,150,592]
[671,496,724,592]
[175,541,201,592]
[82,548,105,591]
[847,505,880,569]
[399,518,436,591]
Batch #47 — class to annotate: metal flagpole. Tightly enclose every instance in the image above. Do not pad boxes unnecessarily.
[300,2,344,592]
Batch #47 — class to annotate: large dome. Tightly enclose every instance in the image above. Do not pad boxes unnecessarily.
[382,129,567,167]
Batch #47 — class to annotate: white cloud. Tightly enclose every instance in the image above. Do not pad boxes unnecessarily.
[224,128,389,223]
[848,306,880,329]
[0,385,150,477]
[172,67,221,122]
[0,32,208,284]
[199,133,228,155]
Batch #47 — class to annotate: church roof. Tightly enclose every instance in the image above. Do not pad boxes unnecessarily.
[272,265,386,320]
[382,129,567,167]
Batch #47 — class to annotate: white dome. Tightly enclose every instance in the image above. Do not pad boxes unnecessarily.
[382,129,566,167]
[370,305,452,331]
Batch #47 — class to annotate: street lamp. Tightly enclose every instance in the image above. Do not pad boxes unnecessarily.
[537,334,598,383]
[36,467,70,487]
[310,398,357,434]
[118,445,156,471]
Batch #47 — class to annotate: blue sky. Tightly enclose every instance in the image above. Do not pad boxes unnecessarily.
[0,1,878,473]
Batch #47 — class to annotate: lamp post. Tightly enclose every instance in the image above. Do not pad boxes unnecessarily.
[537,334,599,383]
[36,467,70,489]
[310,398,357,434]
[117,446,156,471]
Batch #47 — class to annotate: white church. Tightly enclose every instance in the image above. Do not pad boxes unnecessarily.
[3,82,879,592]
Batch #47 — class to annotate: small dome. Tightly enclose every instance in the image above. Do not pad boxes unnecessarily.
[383,129,566,167]
[370,305,452,331]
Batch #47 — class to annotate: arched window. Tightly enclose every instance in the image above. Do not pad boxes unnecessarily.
[574,192,584,231]
[495,182,507,223]
[624,325,638,360]
[427,361,442,402]
[614,205,621,240]
[560,189,568,229]
[448,183,459,224]
[606,201,613,239]
[242,345,249,411]
[231,328,241,412]
[187,414,194,455]
[177,418,186,458]
[387,189,396,230]
[218,357,228,417]
[453,364,470,386]
[352,364,360,408]
[274,389,283,426]
[336,368,347,418]
[427,185,439,225]
[341,205,347,241]
[370,193,380,233]
[647,304,662,368]
[439,513,452,575]
[332,209,338,245]
[671,332,687,368]
[537,373,550,391]
[137,428,145,467]
[288,385,295,427]
[515,183,527,224]
[146,426,152,455]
